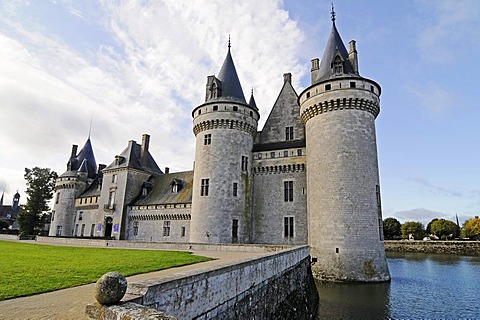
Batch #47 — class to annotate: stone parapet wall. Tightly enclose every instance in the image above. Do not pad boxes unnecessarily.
[0,234,20,241]
[86,246,318,319]
[384,240,480,255]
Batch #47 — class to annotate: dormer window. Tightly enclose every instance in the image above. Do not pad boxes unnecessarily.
[142,187,148,196]
[209,82,218,99]
[332,54,344,74]
[171,179,183,193]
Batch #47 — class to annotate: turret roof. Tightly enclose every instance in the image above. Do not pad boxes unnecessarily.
[216,45,246,104]
[248,89,258,110]
[104,140,163,175]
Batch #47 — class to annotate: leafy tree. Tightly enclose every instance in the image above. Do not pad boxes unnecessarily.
[17,167,57,235]
[383,217,401,239]
[0,220,9,230]
[426,218,438,235]
[430,219,460,240]
[463,217,480,240]
[401,221,425,240]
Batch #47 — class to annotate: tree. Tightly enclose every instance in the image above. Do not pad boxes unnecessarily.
[18,167,57,235]
[0,220,9,230]
[426,218,438,235]
[430,219,460,240]
[383,217,401,239]
[401,221,425,240]
[463,217,480,240]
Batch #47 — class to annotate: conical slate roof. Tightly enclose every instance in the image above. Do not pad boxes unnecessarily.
[316,21,355,82]
[248,90,258,110]
[217,46,246,104]
[70,138,97,179]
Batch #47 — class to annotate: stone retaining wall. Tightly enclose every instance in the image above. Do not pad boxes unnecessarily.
[0,234,19,241]
[384,240,480,255]
[86,246,319,319]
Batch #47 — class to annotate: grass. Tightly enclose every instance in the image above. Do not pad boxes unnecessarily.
[0,241,211,300]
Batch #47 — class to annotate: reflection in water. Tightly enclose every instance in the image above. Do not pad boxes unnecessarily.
[317,281,390,320]
[316,253,480,319]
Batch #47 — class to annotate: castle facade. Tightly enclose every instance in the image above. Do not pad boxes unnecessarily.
[49,13,390,282]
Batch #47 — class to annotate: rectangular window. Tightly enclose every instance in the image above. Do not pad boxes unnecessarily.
[163,221,171,237]
[133,221,139,236]
[284,217,294,238]
[285,126,294,141]
[51,211,55,222]
[270,152,275,158]
[56,225,62,236]
[204,134,212,145]
[233,183,238,197]
[325,84,331,91]
[283,150,288,157]
[181,226,186,237]
[233,106,238,111]
[112,174,117,183]
[232,219,238,243]
[350,81,356,88]
[201,179,209,196]
[241,156,249,171]
[284,181,293,202]
[56,192,60,204]
[108,191,115,207]
[297,149,302,156]
[90,224,95,236]
[74,224,79,236]
[213,105,218,111]
[81,224,85,237]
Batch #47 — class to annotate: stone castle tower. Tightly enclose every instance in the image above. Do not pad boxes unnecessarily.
[49,138,97,236]
[298,9,390,281]
[190,41,260,243]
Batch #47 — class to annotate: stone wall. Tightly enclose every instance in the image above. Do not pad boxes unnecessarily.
[86,246,318,320]
[385,240,480,255]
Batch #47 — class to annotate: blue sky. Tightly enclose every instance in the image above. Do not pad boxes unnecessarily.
[0,0,478,226]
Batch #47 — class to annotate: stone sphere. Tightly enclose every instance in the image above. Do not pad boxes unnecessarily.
[94,272,128,305]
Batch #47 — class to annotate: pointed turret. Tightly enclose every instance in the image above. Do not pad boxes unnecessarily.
[75,138,97,178]
[248,89,258,110]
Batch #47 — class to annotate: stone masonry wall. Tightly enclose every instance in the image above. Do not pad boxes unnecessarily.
[86,246,318,320]
[385,240,480,255]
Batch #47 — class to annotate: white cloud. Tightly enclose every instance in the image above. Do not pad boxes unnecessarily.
[407,82,456,117]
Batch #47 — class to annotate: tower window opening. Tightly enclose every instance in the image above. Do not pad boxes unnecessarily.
[284,216,294,238]
[370,85,375,93]
[284,151,288,157]
[198,109,202,115]
[297,149,302,156]
[285,126,294,141]
[201,179,209,196]
[350,81,356,88]
[270,152,275,159]
[112,174,117,184]
[306,92,310,98]
[56,225,62,236]
[233,106,238,111]
[81,224,85,237]
[163,221,171,237]
[133,221,138,236]
[284,181,294,202]
[325,84,331,91]
[233,182,238,197]
[204,134,212,145]
[181,226,186,237]
[56,192,60,204]
[78,212,83,221]
[90,224,95,236]
[232,219,239,243]
[333,55,344,74]
[336,248,339,253]
[250,111,253,116]
[258,153,262,159]
[241,156,249,171]
[213,105,218,111]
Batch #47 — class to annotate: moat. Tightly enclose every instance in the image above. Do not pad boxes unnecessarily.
[317,252,480,319]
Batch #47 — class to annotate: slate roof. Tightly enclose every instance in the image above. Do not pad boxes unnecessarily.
[105,140,163,174]
[132,171,193,206]
[248,90,258,110]
[316,21,356,82]
[74,138,97,178]
[253,140,306,152]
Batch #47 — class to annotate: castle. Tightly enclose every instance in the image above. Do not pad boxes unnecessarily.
[49,11,390,282]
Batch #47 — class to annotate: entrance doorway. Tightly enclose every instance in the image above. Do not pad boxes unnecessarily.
[105,217,113,238]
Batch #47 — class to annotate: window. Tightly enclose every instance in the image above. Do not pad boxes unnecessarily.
[74,224,79,236]
[142,187,148,196]
[284,181,293,202]
[270,152,275,158]
[233,183,238,197]
[233,106,238,111]
[51,211,55,222]
[370,85,374,93]
[90,197,93,204]
[241,156,249,171]
[181,226,186,237]
[201,179,209,196]
[376,185,384,241]
[350,81,356,88]
[81,224,85,237]
[213,105,218,111]
[297,149,302,156]
[56,192,60,204]
[232,219,238,243]
[204,134,212,145]
[325,84,331,91]
[333,55,343,74]
[90,224,95,236]
[163,221,171,237]
[250,111,253,116]
[108,191,115,208]
[133,221,138,236]
[306,92,310,98]
[284,217,294,238]
[198,109,202,115]
[78,212,83,221]
[112,174,117,183]
[56,225,62,236]
[285,126,294,141]
[283,151,288,157]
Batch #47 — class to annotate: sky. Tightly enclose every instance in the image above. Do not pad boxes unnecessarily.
[0,0,479,226]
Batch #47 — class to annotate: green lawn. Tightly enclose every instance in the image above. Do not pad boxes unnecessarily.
[0,241,211,300]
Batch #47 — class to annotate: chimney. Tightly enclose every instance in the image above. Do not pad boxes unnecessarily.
[165,167,170,174]
[311,58,319,84]
[283,73,292,84]
[141,134,150,167]
[98,164,106,172]
[349,40,359,74]
[71,145,78,158]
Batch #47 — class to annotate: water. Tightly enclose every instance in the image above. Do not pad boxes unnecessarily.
[317,253,480,319]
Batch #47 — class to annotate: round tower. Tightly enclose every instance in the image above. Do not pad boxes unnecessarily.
[189,42,259,243]
[299,10,390,282]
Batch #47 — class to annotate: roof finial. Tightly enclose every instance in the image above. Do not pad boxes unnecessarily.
[331,2,336,23]
[88,114,93,139]
[251,87,254,95]
[228,34,231,50]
